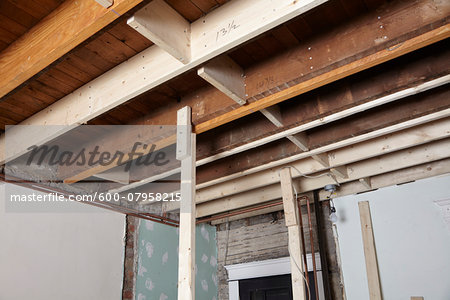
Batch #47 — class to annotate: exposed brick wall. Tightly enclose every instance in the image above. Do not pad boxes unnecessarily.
[122,216,138,300]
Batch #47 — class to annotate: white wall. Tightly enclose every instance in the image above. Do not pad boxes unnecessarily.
[0,183,126,300]
[334,174,450,300]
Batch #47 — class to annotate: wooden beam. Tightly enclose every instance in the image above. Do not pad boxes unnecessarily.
[0,0,327,164]
[194,109,450,197]
[109,78,449,194]
[195,73,450,169]
[0,0,142,100]
[330,166,348,179]
[280,168,306,300]
[287,133,309,152]
[95,0,114,9]
[359,177,372,189]
[149,111,450,209]
[128,0,191,63]
[311,153,329,168]
[260,106,283,127]
[197,56,246,105]
[177,107,196,300]
[261,105,310,151]
[193,139,450,217]
[358,201,383,300]
[194,24,450,133]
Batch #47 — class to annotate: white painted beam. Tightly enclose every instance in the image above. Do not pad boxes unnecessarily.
[287,133,309,152]
[198,56,246,105]
[331,166,348,179]
[280,168,307,300]
[359,177,372,189]
[260,106,283,127]
[128,0,191,63]
[0,0,327,165]
[261,105,310,151]
[311,153,329,168]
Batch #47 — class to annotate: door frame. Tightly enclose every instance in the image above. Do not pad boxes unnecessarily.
[225,254,325,300]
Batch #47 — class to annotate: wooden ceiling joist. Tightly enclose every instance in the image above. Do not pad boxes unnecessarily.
[160,114,450,211]
[193,115,450,204]
[109,74,450,194]
[260,105,310,151]
[193,138,450,217]
[0,0,327,164]
[0,0,143,100]
[359,177,372,190]
[210,159,450,224]
[330,166,349,179]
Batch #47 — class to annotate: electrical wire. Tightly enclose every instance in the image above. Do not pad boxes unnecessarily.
[288,244,311,300]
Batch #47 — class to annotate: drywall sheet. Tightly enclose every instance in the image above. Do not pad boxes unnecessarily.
[0,183,126,300]
[334,174,450,299]
[136,219,218,300]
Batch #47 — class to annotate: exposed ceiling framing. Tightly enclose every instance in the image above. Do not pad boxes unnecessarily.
[0,0,448,222]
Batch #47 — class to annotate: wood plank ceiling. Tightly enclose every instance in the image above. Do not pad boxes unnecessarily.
[0,0,384,132]
[0,0,65,52]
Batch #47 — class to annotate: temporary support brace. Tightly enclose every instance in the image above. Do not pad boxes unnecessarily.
[280,167,307,300]
[177,106,196,300]
[358,201,383,300]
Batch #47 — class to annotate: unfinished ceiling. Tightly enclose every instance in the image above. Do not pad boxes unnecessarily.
[0,0,449,221]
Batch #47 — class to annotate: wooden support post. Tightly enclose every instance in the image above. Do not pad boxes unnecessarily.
[128,0,191,63]
[280,167,307,300]
[358,201,382,300]
[177,106,196,300]
[198,56,246,105]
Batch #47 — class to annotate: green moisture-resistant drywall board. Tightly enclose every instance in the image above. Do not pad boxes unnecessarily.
[135,219,218,300]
